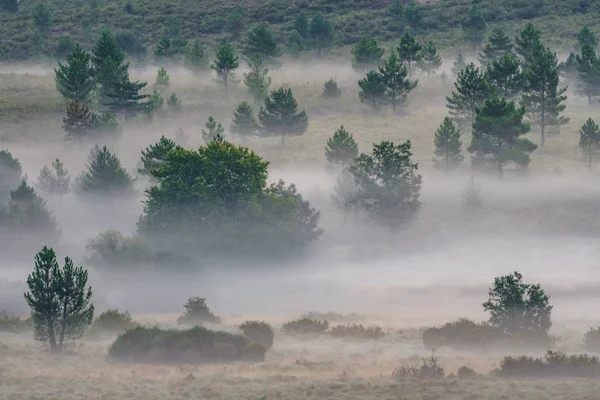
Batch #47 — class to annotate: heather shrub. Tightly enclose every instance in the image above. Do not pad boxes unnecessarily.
[500,350,600,378]
[177,297,221,326]
[281,318,329,335]
[239,321,275,349]
[107,326,266,364]
[329,323,385,339]
[583,327,600,352]
[0,311,32,333]
[88,309,137,337]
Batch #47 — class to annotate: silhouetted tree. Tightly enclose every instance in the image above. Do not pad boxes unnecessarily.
[243,54,271,103]
[575,45,600,105]
[451,52,467,77]
[325,126,359,167]
[211,42,239,91]
[323,78,341,98]
[358,70,386,110]
[36,159,71,197]
[202,116,225,144]
[579,118,600,171]
[351,38,384,72]
[103,78,149,118]
[155,67,170,86]
[259,88,308,148]
[308,13,332,57]
[397,33,422,80]
[379,51,417,110]
[576,26,597,53]
[446,63,492,126]
[433,117,463,171]
[54,44,96,103]
[63,101,94,138]
[91,30,129,106]
[0,150,22,204]
[0,181,58,236]
[231,101,258,145]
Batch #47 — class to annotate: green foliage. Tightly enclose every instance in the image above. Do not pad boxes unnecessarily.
[239,320,274,349]
[108,325,267,364]
[88,309,136,337]
[104,78,149,118]
[32,3,53,33]
[378,51,418,110]
[211,42,239,91]
[462,6,486,50]
[515,23,541,68]
[433,117,463,171]
[115,31,147,59]
[91,30,129,105]
[54,44,96,104]
[0,310,32,333]
[243,54,271,103]
[579,118,600,171]
[329,323,384,339]
[231,101,258,144]
[485,53,523,100]
[287,30,305,58]
[397,33,422,80]
[322,78,341,98]
[358,70,386,110]
[308,13,332,57]
[575,45,600,104]
[75,145,135,196]
[155,67,170,86]
[167,93,181,110]
[177,297,221,326]
[244,24,280,61]
[138,136,176,176]
[451,52,466,77]
[478,27,514,66]
[419,41,442,78]
[576,26,597,53]
[145,90,164,116]
[583,327,600,353]
[35,159,71,197]
[446,63,492,126]
[483,271,552,335]
[351,37,384,72]
[325,125,359,167]
[63,101,120,138]
[522,41,568,147]
[85,229,151,269]
[469,97,535,177]
[184,42,208,75]
[0,149,22,204]
[227,6,246,39]
[259,87,308,148]
[24,246,94,352]
[389,0,404,19]
[348,140,422,230]
[1,0,18,13]
[500,351,600,378]
[202,116,225,144]
[294,12,308,39]
[54,36,75,59]
[404,1,423,28]
[422,318,504,350]
[281,317,329,335]
[0,181,58,237]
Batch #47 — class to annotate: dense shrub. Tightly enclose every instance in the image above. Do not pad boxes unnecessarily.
[239,321,275,349]
[500,350,600,378]
[88,309,137,337]
[85,230,152,270]
[422,318,505,350]
[583,327,600,353]
[107,326,266,364]
[329,323,385,339]
[392,355,445,380]
[456,366,477,379]
[177,297,221,326]
[281,318,329,335]
[0,311,32,333]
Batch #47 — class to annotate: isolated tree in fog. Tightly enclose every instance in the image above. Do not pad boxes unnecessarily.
[54,44,96,104]
[202,116,225,144]
[36,159,71,197]
[325,126,359,167]
[243,54,272,103]
[244,24,280,61]
[185,42,208,75]
[579,118,600,171]
[322,78,341,98]
[144,90,164,117]
[259,88,308,148]
[485,54,524,101]
[358,70,386,110]
[433,117,463,171]
[211,42,239,91]
[419,41,442,78]
[24,246,94,353]
[138,136,177,176]
[75,145,135,195]
[167,93,181,110]
[308,13,332,57]
[331,168,358,222]
[515,23,541,68]
[378,51,417,110]
[231,101,259,145]
[483,271,552,335]
[462,6,486,51]
[0,181,58,236]
[446,63,492,126]
[451,52,467,77]
[0,150,23,204]
[478,27,513,66]
[575,45,600,105]
[351,38,384,72]
[462,176,482,210]
[155,67,170,86]
[522,42,569,147]
[397,33,422,80]
[469,97,535,178]
[349,140,422,230]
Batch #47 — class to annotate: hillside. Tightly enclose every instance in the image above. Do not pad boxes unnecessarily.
[1,0,599,61]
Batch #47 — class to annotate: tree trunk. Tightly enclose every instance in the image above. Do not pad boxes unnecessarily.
[58,300,68,352]
[47,316,57,353]
[540,109,545,147]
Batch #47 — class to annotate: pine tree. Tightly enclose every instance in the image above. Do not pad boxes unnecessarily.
[295,12,308,39]
[451,52,467,77]
[404,1,423,28]
[325,126,359,167]
[103,78,149,118]
[259,88,308,148]
[145,90,164,116]
[63,101,94,138]
[478,27,513,67]
[231,101,258,145]
[24,246,94,353]
[379,51,418,110]
[36,159,71,197]
[485,53,524,100]
[358,70,386,110]
[155,67,170,86]
[202,116,225,144]
[575,45,600,105]
[227,6,245,39]
[322,78,341,98]
[462,6,486,50]
[91,30,129,104]
[0,149,22,204]
[419,41,442,78]
[522,42,569,147]
[184,42,208,75]
[54,44,96,103]
[244,24,280,61]
[576,26,598,53]
[433,117,463,171]
[138,136,176,176]
[167,93,181,110]
[515,23,541,68]
[469,97,535,178]
[211,42,239,91]
[75,145,135,195]
[446,63,492,127]
[32,3,52,32]
[579,118,600,171]
[2,181,58,235]
[351,38,384,72]
[397,33,422,80]
[308,13,332,57]
[243,54,272,103]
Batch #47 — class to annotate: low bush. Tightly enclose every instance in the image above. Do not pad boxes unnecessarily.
[281,318,329,335]
[583,327,600,352]
[0,310,32,333]
[500,350,600,378]
[88,309,137,337]
[177,297,221,326]
[107,326,266,364]
[329,323,385,339]
[456,366,477,379]
[239,321,275,350]
[392,354,445,380]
